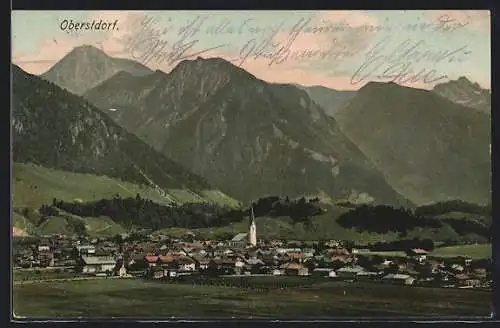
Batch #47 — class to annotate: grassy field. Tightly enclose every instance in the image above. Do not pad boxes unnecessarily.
[13,212,37,236]
[12,163,240,209]
[356,251,408,257]
[430,244,491,259]
[11,163,490,243]
[13,269,81,282]
[355,244,491,260]
[12,278,492,319]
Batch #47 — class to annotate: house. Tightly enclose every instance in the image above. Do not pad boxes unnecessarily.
[246,258,265,273]
[337,266,365,279]
[145,255,159,267]
[262,254,279,267]
[230,233,248,248]
[158,255,179,271]
[75,245,96,257]
[382,273,415,285]
[280,262,309,276]
[80,256,116,274]
[177,256,197,271]
[39,252,55,267]
[210,259,236,275]
[234,258,246,275]
[302,248,315,258]
[312,268,336,278]
[455,274,481,288]
[148,266,167,279]
[451,264,465,272]
[38,243,50,253]
[327,247,349,255]
[382,259,393,266]
[272,268,283,276]
[331,254,354,264]
[195,257,211,270]
[170,249,188,257]
[285,252,306,263]
[472,268,488,279]
[325,240,342,248]
[407,248,428,263]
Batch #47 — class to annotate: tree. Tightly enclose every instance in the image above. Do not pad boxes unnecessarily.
[113,234,123,252]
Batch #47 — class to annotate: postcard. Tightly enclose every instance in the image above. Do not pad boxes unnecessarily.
[11,10,492,320]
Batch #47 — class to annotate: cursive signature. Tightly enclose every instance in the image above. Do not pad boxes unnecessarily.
[350,36,472,86]
[118,15,228,67]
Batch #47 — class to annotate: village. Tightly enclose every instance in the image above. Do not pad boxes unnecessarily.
[12,212,492,290]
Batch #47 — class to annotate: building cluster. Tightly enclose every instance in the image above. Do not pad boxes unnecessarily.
[12,232,492,289]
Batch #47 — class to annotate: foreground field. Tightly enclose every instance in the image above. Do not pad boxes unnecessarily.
[13,278,492,319]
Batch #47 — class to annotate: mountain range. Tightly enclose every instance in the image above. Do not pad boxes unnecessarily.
[77,51,410,206]
[334,82,491,205]
[16,45,491,208]
[12,64,237,207]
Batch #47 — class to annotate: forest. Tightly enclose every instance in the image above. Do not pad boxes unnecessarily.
[414,200,491,217]
[41,195,324,231]
[35,195,490,242]
[336,203,491,240]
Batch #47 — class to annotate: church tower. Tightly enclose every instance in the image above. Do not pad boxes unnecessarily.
[248,206,257,247]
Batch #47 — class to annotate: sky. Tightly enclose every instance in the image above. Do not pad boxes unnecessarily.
[11,10,490,90]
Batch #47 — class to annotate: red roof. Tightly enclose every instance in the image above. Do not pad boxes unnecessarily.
[158,255,174,263]
[145,255,159,263]
[455,274,470,280]
[332,254,350,261]
[280,262,305,270]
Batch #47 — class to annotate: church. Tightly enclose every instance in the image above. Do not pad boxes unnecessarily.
[229,206,257,248]
[248,206,257,247]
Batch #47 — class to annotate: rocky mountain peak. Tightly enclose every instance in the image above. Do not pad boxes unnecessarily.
[433,76,491,114]
[40,45,153,95]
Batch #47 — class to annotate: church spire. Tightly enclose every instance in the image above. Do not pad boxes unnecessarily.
[248,206,257,247]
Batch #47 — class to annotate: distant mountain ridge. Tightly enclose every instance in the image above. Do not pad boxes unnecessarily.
[433,77,491,114]
[80,47,410,206]
[335,81,491,205]
[297,85,357,117]
[12,64,237,205]
[40,45,153,95]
